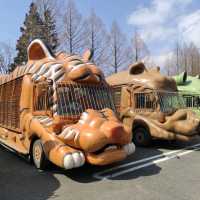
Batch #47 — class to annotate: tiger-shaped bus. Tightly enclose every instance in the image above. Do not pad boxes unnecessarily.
[0,39,135,170]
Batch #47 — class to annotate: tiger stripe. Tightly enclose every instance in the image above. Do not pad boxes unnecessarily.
[0,49,103,121]
[70,63,86,72]
[25,62,36,73]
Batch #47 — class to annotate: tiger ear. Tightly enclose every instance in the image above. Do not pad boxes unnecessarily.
[129,62,146,75]
[82,49,93,62]
[27,39,54,61]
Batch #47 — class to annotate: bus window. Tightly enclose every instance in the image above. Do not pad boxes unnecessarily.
[33,83,53,112]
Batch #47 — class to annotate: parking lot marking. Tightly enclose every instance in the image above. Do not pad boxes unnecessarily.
[93,143,200,179]
[94,143,200,179]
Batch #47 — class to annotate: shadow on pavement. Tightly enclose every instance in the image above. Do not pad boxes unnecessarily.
[58,137,200,182]
[48,147,163,183]
[103,146,162,181]
[110,138,200,181]
[0,146,60,200]
[151,136,200,150]
[1,137,199,189]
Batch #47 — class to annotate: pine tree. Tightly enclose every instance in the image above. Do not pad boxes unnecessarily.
[41,8,58,52]
[12,3,45,69]
[34,0,59,53]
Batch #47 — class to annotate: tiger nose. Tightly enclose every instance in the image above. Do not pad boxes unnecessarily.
[101,121,125,142]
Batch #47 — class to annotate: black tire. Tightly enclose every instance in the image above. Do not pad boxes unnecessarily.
[32,139,48,170]
[133,127,152,147]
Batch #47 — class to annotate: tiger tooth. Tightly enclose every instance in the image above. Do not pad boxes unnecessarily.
[105,145,117,151]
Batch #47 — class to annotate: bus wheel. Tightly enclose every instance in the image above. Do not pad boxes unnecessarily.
[32,139,48,170]
[133,127,152,147]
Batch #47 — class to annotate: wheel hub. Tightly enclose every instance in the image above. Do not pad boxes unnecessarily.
[34,145,42,162]
[136,132,145,142]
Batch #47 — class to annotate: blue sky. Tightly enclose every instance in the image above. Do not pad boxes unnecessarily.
[0,0,200,66]
[0,0,144,43]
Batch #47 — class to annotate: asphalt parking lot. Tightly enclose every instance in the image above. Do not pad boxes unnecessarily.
[1,137,200,200]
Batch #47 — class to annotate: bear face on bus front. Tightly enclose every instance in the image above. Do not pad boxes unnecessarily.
[106,62,200,147]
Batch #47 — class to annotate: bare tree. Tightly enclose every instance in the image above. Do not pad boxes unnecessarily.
[34,0,59,20]
[177,42,200,75]
[187,42,199,75]
[0,42,14,74]
[60,0,84,54]
[83,10,109,68]
[108,21,132,73]
[164,54,174,76]
[174,40,181,73]
[164,41,200,76]
[163,42,185,75]
[131,30,150,63]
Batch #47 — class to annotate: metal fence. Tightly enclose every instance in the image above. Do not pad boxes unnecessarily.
[111,85,188,114]
[0,77,23,130]
[181,94,200,108]
[112,86,122,112]
[33,82,53,111]
[56,82,115,120]
[134,91,186,113]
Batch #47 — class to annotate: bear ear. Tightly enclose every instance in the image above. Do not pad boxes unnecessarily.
[27,39,54,61]
[82,49,93,62]
[129,62,146,75]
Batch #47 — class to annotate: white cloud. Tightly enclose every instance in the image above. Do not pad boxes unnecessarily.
[127,0,200,68]
[128,0,175,26]
[127,0,193,44]
[151,51,173,66]
[178,10,200,45]
[140,25,174,42]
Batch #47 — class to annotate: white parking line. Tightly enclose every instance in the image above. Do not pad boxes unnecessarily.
[93,143,200,180]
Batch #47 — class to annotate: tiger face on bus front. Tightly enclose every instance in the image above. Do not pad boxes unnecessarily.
[16,39,134,170]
